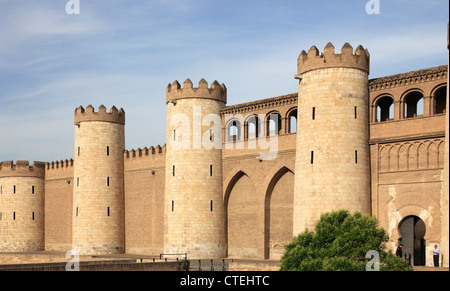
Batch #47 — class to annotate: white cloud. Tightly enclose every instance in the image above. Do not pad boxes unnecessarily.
[10,9,100,37]
[358,25,447,77]
[0,72,169,161]
[0,1,103,66]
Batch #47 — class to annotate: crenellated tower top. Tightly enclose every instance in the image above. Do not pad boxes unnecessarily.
[166,78,227,104]
[0,161,46,178]
[74,105,125,126]
[296,42,370,77]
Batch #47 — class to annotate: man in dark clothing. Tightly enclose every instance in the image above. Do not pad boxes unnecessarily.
[396,244,403,258]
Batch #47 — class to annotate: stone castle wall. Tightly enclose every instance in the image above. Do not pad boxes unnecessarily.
[123,146,166,255]
[44,160,74,252]
[442,27,450,267]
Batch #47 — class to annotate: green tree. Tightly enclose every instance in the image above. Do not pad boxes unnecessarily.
[280,210,411,271]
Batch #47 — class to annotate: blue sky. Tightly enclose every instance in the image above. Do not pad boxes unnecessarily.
[0,0,448,163]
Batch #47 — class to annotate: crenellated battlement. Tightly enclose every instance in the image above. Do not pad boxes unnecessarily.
[0,161,46,178]
[166,79,227,104]
[124,145,166,159]
[46,159,74,170]
[74,105,125,126]
[44,159,74,181]
[124,145,166,173]
[296,42,370,77]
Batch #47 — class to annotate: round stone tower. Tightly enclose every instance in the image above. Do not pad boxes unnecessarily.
[293,43,371,233]
[72,105,125,255]
[0,161,45,252]
[164,78,227,259]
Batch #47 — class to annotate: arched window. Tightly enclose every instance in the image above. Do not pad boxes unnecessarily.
[288,109,297,133]
[246,115,259,139]
[376,96,394,122]
[267,112,282,136]
[404,91,424,118]
[227,120,241,142]
[434,86,447,114]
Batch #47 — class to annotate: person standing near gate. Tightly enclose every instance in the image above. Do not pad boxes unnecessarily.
[396,244,403,258]
[433,245,441,267]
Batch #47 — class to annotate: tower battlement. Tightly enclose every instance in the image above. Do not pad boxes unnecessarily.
[166,78,227,104]
[45,159,74,181]
[296,42,370,77]
[0,161,46,178]
[124,145,166,159]
[46,159,74,170]
[74,105,125,126]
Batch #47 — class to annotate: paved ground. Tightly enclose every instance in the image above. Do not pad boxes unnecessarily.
[412,266,449,271]
[1,251,448,271]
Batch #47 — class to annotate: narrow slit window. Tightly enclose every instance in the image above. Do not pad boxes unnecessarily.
[107,146,110,156]
[355,150,358,164]
[13,185,16,194]
[13,212,16,220]
[78,147,80,156]
[77,177,79,187]
[210,129,213,141]
[107,207,110,217]
[76,207,79,217]
[172,201,174,212]
[312,107,316,120]
[355,106,358,119]
[311,151,314,164]
[210,200,213,212]
[210,165,213,176]
[173,130,176,141]
[32,212,35,221]
[107,177,110,187]
[173,165,176,177]
[32,186,35,194]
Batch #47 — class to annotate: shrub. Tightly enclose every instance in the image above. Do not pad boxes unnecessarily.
[280,210,411,271]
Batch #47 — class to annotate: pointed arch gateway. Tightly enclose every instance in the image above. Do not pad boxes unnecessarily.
[264,167,295,260]
[224,171,260,259]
